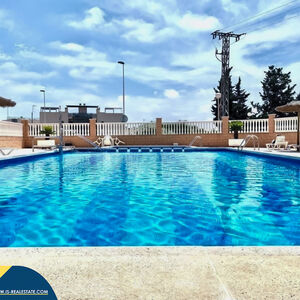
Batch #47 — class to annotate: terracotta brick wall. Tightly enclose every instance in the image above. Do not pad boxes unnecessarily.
[0,137,23,148]
[18,116,300,148]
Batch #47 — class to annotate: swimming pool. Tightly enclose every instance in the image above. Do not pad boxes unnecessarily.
[0,150,299,246]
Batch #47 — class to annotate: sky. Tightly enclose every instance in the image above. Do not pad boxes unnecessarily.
[0,0,299,122]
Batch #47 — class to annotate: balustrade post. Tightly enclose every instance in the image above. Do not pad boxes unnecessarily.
[268,114,276,134]
[89,119,97,137]
[222,116,229,134]
[156,118,162,136]
[21,119,29,138]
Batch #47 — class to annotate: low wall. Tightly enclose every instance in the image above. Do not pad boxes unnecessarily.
[0,136,23,148]
[23,132,298,148]
[18,116,300,149]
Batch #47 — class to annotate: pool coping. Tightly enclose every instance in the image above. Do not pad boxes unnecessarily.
[1,146,299,164]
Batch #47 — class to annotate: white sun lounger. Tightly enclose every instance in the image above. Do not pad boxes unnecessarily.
[94,136,125,147]
[266,136,288,150]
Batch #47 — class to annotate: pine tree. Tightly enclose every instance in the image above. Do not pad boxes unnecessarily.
[212,69,251,120]
[253,65,296,118]
[296,93,300,101]
[230,77,251,120]
[211,68,234,120]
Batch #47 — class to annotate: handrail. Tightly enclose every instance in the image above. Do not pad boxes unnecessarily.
[77,135,100,149]
[188,136,202,147]
[238,135,259,150]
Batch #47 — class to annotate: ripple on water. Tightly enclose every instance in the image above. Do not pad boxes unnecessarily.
[0,151,299,246]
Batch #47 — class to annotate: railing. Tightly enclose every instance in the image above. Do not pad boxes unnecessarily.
[275,117,298,132]
[29,123,59,137]
[0,121,23,137]
[96,122,156,136]
[162,121,222,134]
[28,123,89,136]
[26,117,298,138]
[231,119,269,133]
[63,123,89,136]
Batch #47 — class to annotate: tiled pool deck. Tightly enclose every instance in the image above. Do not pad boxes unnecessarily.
[0,147,299,299]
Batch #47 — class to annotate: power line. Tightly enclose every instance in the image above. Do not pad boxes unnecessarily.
[221,0,300,32]
[246,12,300,34]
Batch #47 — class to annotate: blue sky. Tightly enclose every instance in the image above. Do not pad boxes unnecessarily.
[0,0,299,121]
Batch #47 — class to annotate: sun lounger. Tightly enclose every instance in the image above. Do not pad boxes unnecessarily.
[114,137,125,146]
[266,136,288,150]
[287,144,300,151]
[94,136,125,147]
[32,140,56,152]
[0,148,14,156]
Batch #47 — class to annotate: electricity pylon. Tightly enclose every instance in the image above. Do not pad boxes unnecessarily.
[211,30,246,118]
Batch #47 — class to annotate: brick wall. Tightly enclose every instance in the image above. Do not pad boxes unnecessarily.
[19,116,299,148]
[0,136,23,148]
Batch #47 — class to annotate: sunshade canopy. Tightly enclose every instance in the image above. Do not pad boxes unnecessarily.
[0,96,16,108]
[276,101,300,113]
[276,100,300,152]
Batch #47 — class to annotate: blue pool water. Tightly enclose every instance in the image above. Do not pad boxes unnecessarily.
[0,150,299,246]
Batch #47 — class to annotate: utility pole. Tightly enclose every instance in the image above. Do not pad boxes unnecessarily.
[211,30,245,118]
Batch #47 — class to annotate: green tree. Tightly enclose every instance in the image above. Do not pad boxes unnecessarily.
[296,93,300,101]
[212,68,251,120]
[230,77,251,120]
[211,68,234,120]
[252,65,296,118]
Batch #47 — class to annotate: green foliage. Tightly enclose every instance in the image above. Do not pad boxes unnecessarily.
[40,125,55,136]
[212,68,251,120]
[252,65,296,118]
[229,121,243,132]
[231,77,251,119]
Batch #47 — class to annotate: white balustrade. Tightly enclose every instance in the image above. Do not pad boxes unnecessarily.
[96,122,156,136]
[29,123,60,137]
[162,121,222,135]
[275,117,298,132]
[0,121,23,137]
[27,118,298,138]
[63,123,90,136]
[231,119,269,133]
[28,123,89,136]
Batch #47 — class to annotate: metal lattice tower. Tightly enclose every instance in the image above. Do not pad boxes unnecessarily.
[211,30,246,118]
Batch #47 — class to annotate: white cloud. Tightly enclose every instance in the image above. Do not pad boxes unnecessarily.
[221,0,249,16]
[119,18,174,43]
[66,5,221,43]
[178,12,221,32]
[0,62,57,80]
[52,42,85,52]
[68,7,105,30]
[0,10,14,31]
[164,89,179,99]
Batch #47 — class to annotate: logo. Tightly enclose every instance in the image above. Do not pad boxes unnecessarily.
[0,266,57,299]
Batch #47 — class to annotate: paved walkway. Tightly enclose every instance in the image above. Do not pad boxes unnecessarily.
[0,148,55,161]
[1,247,299,300]
[240,147,300,160]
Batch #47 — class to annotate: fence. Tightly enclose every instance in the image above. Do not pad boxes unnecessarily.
[275,117,298,132]
[162,121,222,134]
[96,122,156,136]
[0,121,23,137]
[230,119,269,133]
[26,117,299,138]
[28,123,89,137]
